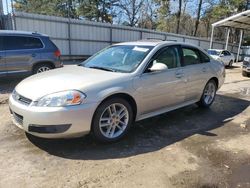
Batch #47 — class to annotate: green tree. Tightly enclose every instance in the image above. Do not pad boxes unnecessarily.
[116,0,145,26]
[154,0,171,31]
[201,0,247,40]
[14,0,78,18]
[77,0,118,23]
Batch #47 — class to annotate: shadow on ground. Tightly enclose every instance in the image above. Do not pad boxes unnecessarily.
[26,94,250,160]
[226,65,239,69]
[0,78,23,94]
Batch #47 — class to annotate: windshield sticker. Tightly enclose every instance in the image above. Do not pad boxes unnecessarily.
[132,46,149,52]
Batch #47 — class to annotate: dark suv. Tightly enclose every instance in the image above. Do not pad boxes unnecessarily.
[0,30,62,77]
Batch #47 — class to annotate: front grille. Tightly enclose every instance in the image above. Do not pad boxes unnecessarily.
[13,112,23,126]
[12,90,32,105]
[18,95,32,105]
[243,61,249,66]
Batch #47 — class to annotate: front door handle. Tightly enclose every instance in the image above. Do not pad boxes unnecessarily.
[176,73,184,78]
[202,67,207,72]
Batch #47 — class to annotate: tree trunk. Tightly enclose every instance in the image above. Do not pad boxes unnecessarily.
[193,0,203,36]
[176,0,182,34]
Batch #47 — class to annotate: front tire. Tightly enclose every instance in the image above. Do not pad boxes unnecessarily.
[92,98,134,142]
[197,80,217,108]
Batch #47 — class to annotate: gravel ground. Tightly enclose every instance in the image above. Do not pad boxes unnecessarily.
[0,64,249,188]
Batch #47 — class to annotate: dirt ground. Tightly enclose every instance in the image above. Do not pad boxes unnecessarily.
[0,64,249,188]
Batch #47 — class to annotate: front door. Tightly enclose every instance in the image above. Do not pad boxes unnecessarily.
[134,45,186,116]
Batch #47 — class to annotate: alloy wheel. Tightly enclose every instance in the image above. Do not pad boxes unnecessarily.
[37,66,50,73]
[203,82,216,105]
[99,103,129,139]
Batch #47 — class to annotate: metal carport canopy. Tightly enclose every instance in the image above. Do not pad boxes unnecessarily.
[210,10,250,62]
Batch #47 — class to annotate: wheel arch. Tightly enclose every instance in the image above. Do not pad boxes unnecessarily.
[32,61,55,72]
[209,77,219,89]
[93,92,138,122]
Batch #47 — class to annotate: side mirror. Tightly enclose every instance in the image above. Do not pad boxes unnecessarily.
[149,62,168,72]
[219,54,224,57]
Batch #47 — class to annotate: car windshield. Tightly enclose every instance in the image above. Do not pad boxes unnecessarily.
[207,50,220,56]
[80,45,153,73]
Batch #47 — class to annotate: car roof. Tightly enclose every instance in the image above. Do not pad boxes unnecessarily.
[114,40,198,48]
[114,40,165,46]
[0,30,48,37]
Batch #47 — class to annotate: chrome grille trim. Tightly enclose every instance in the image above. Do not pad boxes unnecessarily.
[12,90,32,105]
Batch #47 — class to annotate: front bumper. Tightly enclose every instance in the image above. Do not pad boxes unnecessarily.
[242,66,250,73]
[9,94,98,138]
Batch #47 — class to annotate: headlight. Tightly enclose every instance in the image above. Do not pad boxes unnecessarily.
[35,90,86,107]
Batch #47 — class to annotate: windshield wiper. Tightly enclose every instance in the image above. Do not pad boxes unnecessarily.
[89,66,116,72]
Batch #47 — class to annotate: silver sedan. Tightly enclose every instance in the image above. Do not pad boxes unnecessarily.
[9,41,225,142]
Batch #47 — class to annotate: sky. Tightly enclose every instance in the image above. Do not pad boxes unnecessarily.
[1,0,12,14]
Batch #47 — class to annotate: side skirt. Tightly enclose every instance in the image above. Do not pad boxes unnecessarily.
[136,99,199,121]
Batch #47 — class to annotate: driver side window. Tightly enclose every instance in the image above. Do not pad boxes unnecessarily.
[149,46,181,70]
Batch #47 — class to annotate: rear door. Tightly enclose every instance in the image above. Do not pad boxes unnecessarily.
[4,35,43,75]
[0,36,6,77]
[181,46,211,102]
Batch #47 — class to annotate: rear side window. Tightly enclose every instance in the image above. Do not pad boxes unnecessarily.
[182,48,201,65]
[3,36,43,50]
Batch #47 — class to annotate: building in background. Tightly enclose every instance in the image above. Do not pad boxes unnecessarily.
[247,0,250,10]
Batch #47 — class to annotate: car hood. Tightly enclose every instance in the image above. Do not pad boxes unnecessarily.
[15,65,129,101]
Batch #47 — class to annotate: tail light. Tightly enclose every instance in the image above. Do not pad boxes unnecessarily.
[54,49,61,58]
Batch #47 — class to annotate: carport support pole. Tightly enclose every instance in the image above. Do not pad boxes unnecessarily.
[209,26,214,49]
[236,30,243,62]
[225,28,230,50]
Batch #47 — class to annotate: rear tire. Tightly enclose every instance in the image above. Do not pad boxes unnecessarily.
[197,80,217,108]
[91,98,134,143]
[33,63,53,74]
